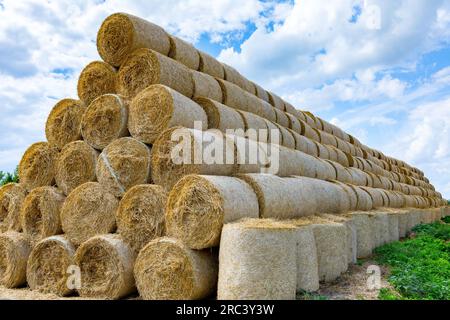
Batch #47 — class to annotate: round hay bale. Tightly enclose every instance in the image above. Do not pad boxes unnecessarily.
[348,212,374,258]
[348,185,373,211]
[268,92,285,111]
[128,84,207,144]
[55,141,99,196]
[191,71,223,102]
[195,97,245,132]
[273,123,296,149]
[198,50,224,79]
[75,234,136,299]
[19,142,59,191]
[293,134,318,156]
[117,48,193,98]
[320,214,357,265]
[318,131,338,147]
[0,231,31,288]
[81,94,129,150]
[284,102,298,115]
[327,161,352,184]
[331,146,350,167]
[331,181,358,212]
[45,99,86,150]
[168,36,200,70]
[346,167,366,186]
[286,112,302,134]
[77,61,117,106]
[292,224,320,292]
[116,184,167,254]
[151,128,236,191]
[166,175,259,249]
[60,182,118,246]
[135,237,217,300]
[26,235,75,296]
[238,110,270,143]
[315,158,336,181]
[97,13,171,67]
[304,112,321,129]
[20,186,65,244]
[218,219,297,300]
[304,217,348,282]
[0,183,27,232]
[217,79,276,122]
[238,174,318,219]
[359,186,385,209]
[222,63,254,94]
[253,82,270,103]
[303,122,320,142]
[274,108,290,128]
[96,137,151,198]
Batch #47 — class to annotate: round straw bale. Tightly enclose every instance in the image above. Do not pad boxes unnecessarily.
[0,183,27,232]
[305,217,348,282]
[168,36,200,70]
[292,224,320,292]
[26,235,75,296]
[117,48,194,98]
[19,142,59,191]
[75,234,136,299]
[331,181,358,211]
[128,84,207,144]
[386,212,400,243]
[218,219,297,300]
[319,131,338,147]
[348,185,373,211]
[315,158,336,181]
[331,146,350,167]
[320,214,357,265]
[274,108,290,128]
[346,167,368,186]
[195,97,244,132]
[274,123,296,149]
[97,13,171,67]
[314,141,330,160]
[198,50,224,79]
[116,185,167,254]
[77,61,117,106]
[96,137,151,198]
[81,94,129,150]
[20,187,65,244]
[284,102,298,115]
[230,134,271,174]
[45,99,86,150]
[166,175,259,249]
[222,64,255,94]
[253,82,270,103]
[135,237,217,300]
[151,128,236,191]
[191,71,223,101]
[303,122,320,141]
[347,212,374,258]
[55,141,99,196]
[286,112,302,134]
[60,182,118,246]
[304,111,321,129]
[238,110,270,143]
[268,92,285,111]
[238,174,318,219]
[292,134,318,156]
[217,79,276,122]
[328,161,352,184]
[359,186,385,209]
[0,231,31,288]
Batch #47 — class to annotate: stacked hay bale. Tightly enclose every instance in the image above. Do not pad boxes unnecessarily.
[1,12,447,301]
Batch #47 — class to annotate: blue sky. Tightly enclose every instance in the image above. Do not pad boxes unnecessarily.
[0,0,450,198]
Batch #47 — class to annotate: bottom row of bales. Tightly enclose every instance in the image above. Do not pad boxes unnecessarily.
[0,207,447,300]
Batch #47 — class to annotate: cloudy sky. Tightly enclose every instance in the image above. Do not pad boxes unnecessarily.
[0,0,449,198]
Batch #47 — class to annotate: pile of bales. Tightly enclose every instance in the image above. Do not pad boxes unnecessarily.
[0,12,449,300]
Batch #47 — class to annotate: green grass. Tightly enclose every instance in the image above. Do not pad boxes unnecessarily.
[0,168,19,186]
[296,291,328,300]
[443,216,450,224]
[374,221,450,300]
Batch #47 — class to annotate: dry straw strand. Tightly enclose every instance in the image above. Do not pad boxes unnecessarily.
[0,231,31,288]
[169,35,200,70]
[77,61,117,106]
[0,183,27,232]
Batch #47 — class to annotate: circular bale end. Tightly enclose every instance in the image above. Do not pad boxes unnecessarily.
[45,99,85,150]
[129,84,207,144]
[166,175,259,249]
[55,141,99,196]
[0,183,27,232]
[19,142,59,191]
[81,94,129,150]
[77,61,117,106]
[60,182,118,247]
[134,237,218,300]
[26,235,75,296]
[117,184,167,254]
[75,234,136,299]
[97,13,170,67]
[96,137,151,198]
[20,186,65,244]
[0,231,31,288]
